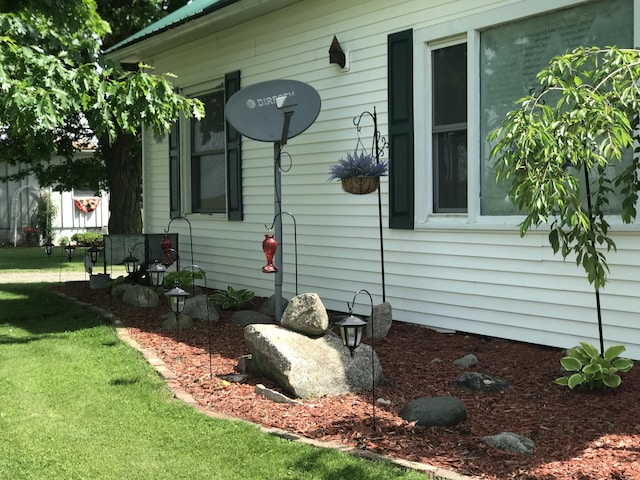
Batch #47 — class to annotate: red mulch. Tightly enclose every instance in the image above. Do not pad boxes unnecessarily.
[54,282,640,480]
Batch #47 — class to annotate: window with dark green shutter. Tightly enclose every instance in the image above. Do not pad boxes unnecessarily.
[388,29,414,230]
[180,71,242,220]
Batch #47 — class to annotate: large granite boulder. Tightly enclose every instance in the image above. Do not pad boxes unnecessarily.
[280,293,329,336]
[244,324,383,399]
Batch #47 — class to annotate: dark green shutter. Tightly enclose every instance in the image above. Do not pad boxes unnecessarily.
[388,29,414,229]
[225,70,242,221]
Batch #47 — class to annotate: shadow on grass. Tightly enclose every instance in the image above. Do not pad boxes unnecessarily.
[0,283,107,336]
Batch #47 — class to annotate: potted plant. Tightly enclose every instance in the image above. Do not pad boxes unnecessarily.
[328,151,388,194]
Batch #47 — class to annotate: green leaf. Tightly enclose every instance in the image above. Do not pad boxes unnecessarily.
[579,342,599,358]
[567,373,584,389]
[612,358,634,372]
[602,373,622,388]
[560,356,582,371]
[603,345,626,361]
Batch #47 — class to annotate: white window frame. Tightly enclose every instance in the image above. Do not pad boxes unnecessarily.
[181,80,226,217]
[414,0,640,231]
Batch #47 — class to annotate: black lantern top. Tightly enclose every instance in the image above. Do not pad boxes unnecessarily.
[336,314,367,357]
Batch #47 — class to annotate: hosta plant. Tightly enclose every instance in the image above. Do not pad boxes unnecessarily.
[210,286,254,311]
[328,151,388,181]
[555,342,633,390]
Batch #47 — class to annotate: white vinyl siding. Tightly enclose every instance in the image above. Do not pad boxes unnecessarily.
[133,0,640,359]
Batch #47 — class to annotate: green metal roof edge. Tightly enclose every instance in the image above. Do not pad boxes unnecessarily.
[107,0,241,53]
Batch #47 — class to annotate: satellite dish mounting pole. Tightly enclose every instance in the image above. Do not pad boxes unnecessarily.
[224,80,321,324]
[274,141,284,323]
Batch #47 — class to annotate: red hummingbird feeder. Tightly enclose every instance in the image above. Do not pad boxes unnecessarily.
[161,234,174,267]
[261,230,278,273]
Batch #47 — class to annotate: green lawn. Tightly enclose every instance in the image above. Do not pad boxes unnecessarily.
[0,246,127,276]
[0,283,430,480]
[0,246,86,272]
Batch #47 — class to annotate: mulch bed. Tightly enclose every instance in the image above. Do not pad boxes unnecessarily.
[53,282,640,480]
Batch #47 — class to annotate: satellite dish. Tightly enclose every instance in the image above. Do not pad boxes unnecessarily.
[225,79,321,143]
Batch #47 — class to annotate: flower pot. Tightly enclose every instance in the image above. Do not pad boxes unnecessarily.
[341,176,380,195]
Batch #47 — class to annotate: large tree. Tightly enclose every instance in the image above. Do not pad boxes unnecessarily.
[0,0,201,233]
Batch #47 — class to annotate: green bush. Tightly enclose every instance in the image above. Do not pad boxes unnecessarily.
[162,270,204,291]
[555,342,634,390]
[35,192,57,242]
[209,286,254,310]
[71,232,103,246]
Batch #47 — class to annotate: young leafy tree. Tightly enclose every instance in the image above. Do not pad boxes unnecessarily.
[0,0,201,233]
[489,46,640,353]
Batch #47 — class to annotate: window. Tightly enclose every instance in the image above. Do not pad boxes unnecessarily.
[169,71,242,220]
[191,89,226,214]
[413,0,633,224]
[479,0,633,215]
[432,42,467,213]
[169,121,180,218]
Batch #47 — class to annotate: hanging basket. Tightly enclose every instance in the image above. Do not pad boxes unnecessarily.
[341,176,380,195]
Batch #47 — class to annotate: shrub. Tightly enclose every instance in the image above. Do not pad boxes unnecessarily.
[71,232,103,246]
[209,286,254,310]
[162,270,204,291]
[35,192,57,242]
[555,342,634,390]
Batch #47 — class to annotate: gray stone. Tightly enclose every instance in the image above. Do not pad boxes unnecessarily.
[483,432,535,456]
[399,396,467,427]
[184,294,219,322]
[121,284,159,308]
[258,295,289,317]
[244,324,383,399]
[453,353,478,368]
[453,371,511,392]
[110,283,128,299]
[255,384,302,405]
[231,310,273,327]
[161,312,194,330]
[365,301,393,339]
[280,293,329,337]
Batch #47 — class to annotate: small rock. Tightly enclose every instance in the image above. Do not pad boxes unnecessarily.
[453,371,511,392]
[483,432,534,456]
[399,396,467,427]
[255,384,302,405]
[365,302,393,339]
[454,353,478,368]
[220,374,248,383]
[161,312,193,330]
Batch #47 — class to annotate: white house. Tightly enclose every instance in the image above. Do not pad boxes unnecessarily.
[108,0,640,359]
[0,152,109,246]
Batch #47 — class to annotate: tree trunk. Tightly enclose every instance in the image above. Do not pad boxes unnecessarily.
[102,132,143,234]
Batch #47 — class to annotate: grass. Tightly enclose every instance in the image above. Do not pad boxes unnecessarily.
[0,246,127,276]
[0,282,432,480]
